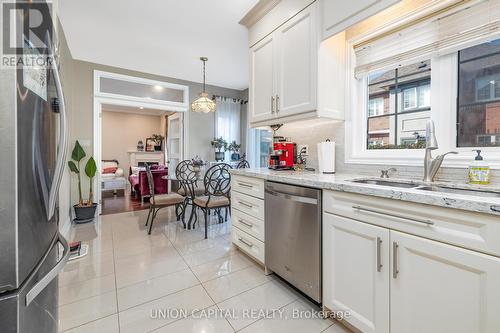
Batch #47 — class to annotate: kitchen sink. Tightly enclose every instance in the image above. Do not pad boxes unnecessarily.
[416,186,500,198]
[350,179,419,188]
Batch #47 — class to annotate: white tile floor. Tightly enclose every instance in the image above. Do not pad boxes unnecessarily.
[59,207,353,333]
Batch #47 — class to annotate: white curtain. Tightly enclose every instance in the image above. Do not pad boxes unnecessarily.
[215,96,241,160]
[354,0,500,77]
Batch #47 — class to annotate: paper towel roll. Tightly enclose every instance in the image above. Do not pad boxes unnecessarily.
[317,140,335,174]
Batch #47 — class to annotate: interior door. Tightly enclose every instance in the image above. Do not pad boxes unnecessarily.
[323,213,390,333]
[166,113,183,176]
[391,231,500,333]
[249,34,276,124]
[275,2,318,117]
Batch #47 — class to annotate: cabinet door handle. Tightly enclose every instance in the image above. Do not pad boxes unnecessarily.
[238,237,253,248]
[393,241,399,279]
[276,95,280,113]
[238,200,253,208]
[376,237,382,272]
[237,182,253,189]
[238,219,253,228]
[271,96,275,113]
[352,205,434,226]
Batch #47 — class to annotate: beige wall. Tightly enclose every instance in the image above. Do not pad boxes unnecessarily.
[101,111,163,175]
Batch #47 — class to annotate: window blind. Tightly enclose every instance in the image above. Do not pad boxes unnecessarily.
[354,0,500,77]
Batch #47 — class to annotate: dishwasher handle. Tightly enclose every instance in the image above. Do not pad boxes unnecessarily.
[265,189,318,205]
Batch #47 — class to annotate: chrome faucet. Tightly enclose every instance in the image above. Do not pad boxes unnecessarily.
[380,167,397,178]
[423,120,458,182]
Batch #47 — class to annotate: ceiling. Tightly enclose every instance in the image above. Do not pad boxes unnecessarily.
[59,0,258,90]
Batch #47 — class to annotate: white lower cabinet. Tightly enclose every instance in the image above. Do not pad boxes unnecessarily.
[323,213,390,333]
[390,231,500,333]
[323,213,500,333]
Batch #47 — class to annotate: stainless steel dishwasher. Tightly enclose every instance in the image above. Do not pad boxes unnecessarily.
[265,181,322,303]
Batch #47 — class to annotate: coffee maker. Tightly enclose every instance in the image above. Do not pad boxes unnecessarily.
[269,141,297,170]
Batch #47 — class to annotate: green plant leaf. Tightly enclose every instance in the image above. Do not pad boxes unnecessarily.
[68,161,79,173]
[71,140,86,162]
[84,157,97,178]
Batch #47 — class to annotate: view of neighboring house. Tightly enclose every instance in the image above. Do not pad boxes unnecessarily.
[367,60,431,148]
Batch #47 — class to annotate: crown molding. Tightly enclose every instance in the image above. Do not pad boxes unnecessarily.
[239,0,281,28]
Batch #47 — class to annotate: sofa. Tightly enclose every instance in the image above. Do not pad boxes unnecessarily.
[128,165,168,202]
[101,160,127,194]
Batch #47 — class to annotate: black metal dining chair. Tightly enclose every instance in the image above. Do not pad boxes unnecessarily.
[175,160,205,229]
[192,163,232,239]
[145,164,185,234]
[236,159,250,168]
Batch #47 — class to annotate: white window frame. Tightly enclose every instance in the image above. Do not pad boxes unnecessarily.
[345,42,500,169]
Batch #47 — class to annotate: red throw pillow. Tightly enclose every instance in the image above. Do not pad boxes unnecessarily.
[102,167,118,174]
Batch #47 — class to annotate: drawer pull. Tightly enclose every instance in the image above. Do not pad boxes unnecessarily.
[238,219,253,228]
[393,241,399,279]
[237,182,254,189]
[238,200,253,208]
[238,237,253,248]
[352,205,434,226]
[376,237,382,272]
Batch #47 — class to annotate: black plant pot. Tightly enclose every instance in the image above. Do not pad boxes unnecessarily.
[73,203,98,223]
[231,153,240,161]
[154,145,161,151]
[215,151,225,162]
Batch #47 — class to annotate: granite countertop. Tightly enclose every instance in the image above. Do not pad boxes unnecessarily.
[230,168,500,216]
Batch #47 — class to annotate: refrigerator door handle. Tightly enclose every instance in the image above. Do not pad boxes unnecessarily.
[46,48,69,221]
[26,232,69,306]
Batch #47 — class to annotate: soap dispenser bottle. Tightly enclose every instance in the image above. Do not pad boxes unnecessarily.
[468,150,491,185]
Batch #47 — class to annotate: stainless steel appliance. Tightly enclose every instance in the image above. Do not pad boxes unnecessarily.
[0,2,69,331]
[265,182,322,303]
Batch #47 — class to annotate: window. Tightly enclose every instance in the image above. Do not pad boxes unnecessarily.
[215,97,241,160]
[247,128,272,168]
[368,97,384,116]
[458,39,500,147]
[347,0,500,167]
[367,60,431,149]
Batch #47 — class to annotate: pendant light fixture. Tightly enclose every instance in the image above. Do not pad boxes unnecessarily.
[191,57,216,113]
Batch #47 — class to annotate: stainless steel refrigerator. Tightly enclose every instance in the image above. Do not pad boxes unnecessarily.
[0,1,69,331]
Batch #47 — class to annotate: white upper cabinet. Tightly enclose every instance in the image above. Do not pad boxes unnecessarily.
[391,231,500,333]
[275,6,318,117]
[249,34,276,123]
[321,0,400,40]
[243,1,345,127]
[323,213,390,333]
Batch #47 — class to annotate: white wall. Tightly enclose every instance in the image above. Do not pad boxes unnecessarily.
[101,111,163,174]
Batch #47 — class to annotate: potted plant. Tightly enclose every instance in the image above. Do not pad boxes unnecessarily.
[228,141,242,161]
[191,155,205,178]
[151,134,164,151]
[211,137,227,161]
[68,140,98,223]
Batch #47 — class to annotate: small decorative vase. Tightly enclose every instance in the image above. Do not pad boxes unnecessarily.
[137,141,144,151]
[193,165,201,179]
[215,151,224,162]
[231,153,240,161]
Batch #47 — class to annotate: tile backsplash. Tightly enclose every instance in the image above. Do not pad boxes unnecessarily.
[275,118,499,184]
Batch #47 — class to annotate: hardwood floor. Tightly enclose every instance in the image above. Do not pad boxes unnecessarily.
[101,190,150,215]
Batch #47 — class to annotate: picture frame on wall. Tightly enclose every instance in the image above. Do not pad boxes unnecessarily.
[145,138,155,152]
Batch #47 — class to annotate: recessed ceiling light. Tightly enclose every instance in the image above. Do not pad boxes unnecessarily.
[154,85,163,91]
[140,107,144,109]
